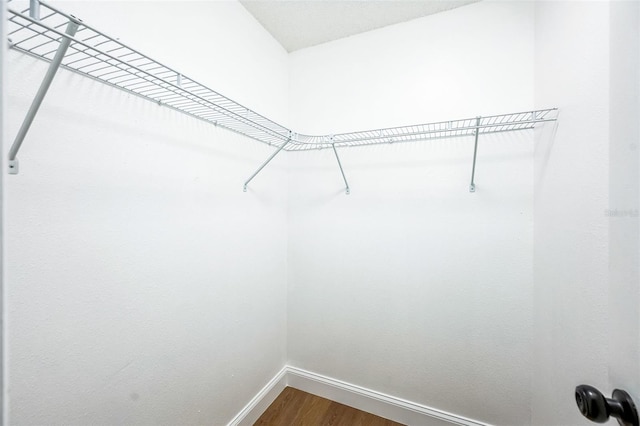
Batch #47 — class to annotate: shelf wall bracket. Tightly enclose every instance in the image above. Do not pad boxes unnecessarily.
[243,132,291,192]
[8,17,80,175]
[331,140,350,195]
[469,116,481,192]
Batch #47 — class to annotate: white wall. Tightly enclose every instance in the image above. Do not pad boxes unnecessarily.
[289,1,534,135]
[287,2,535,425]
[608,0,639,401]
[0,0,6,423]
[533,1,640,425]
[64,1,290,126]
[532,3,610,424]
[6,1,637,426]
[5,1,289,424]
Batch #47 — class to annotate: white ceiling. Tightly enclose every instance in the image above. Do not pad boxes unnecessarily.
[240,0,481,53]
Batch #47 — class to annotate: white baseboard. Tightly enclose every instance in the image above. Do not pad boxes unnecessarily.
[227,366,288,426]
[228,365,492,426]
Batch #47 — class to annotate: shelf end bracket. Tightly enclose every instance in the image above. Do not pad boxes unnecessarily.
[7,18,80,174]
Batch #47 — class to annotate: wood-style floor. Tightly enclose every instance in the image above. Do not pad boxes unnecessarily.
[254,387,405,426]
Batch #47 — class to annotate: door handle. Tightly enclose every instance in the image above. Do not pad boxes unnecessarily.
[575,385,639,425]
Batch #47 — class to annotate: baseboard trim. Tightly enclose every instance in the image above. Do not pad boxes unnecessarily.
[227,366,288,426]
[286,366,491,426]
[228,365,492,426]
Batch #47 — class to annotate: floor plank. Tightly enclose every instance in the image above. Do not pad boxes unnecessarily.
[254,387,405,426]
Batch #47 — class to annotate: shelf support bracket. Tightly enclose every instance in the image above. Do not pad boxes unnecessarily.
[469,116,481,192]
[332,141,350,195]
[243,133,291,192]
[8,18,80,175]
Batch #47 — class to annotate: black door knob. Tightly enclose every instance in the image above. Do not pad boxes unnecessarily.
[575,385,639,426]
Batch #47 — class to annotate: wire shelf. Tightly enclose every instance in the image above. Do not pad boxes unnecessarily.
[7,1,292,148]
[7,1,557,153]
[289,109,557,151]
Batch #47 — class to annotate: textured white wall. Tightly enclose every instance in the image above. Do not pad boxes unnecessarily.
[608,0,639,402]
[533,3,610,425]
[0,0,6,423]
[6,1,637,426]
[289,1,534,135]
[287,2,535,425]
[533,2,640,425]
[62,1,290,126]
[5,1,289,424]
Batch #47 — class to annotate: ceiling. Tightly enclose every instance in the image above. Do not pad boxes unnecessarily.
[240,0,481,53]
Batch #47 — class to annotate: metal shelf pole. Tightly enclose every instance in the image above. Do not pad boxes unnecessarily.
[332,142,350,195]
[243,134,291,192]
[29,0,40,20]
[469,116,481,192]
[8,17,80,174]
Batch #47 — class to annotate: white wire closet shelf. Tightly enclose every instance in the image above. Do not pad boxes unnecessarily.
[6,1,558,192]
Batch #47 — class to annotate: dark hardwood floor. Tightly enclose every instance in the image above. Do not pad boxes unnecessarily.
[254,387,405,426]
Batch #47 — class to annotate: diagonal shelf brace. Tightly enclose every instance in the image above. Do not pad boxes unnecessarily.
[8,16,80,175]
[243,133,292,192]
[331,141,350,195]
[469,116,481,192]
